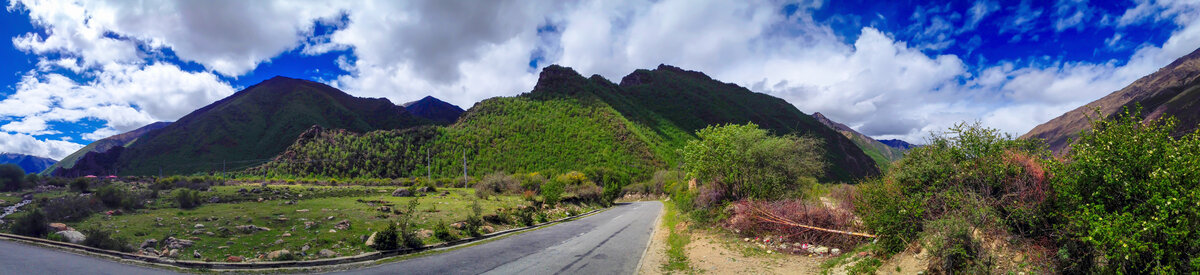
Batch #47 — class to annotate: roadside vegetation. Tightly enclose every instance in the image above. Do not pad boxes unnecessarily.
[0,167,627,262]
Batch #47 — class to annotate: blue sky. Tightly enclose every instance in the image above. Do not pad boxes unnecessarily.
[1,0,1198,159]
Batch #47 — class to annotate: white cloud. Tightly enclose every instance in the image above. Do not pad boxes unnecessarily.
[0,131,82,160]
[0,117,57,135]
[1053,0,1093,32]
[964,0,999,32]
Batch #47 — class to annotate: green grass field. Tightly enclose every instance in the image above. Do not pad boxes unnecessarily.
[29,183,596,262]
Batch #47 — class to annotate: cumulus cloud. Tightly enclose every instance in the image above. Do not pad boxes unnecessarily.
[0,131,82,160]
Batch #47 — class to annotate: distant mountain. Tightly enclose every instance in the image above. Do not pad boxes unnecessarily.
[811,112,905,169]
[403,96,465,124]
[55,76,431,176]
[0,153,55,174]
[263,65,880,182]
[878,139,918,150]
[42,121,170,175]
[1023,47,1200,155]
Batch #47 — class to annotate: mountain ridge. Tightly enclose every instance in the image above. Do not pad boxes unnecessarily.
[0,153,56,174]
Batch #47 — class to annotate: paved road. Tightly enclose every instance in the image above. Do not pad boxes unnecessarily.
[0,238,174,275]
[336,201,663,275]
[0,201,662,275]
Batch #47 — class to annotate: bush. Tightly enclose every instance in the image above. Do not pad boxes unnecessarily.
[0,164,25,191]
[584,167,629,206]
[434,220,455,242]
[853,122,1050,256]
[81,228,132,252]
[41,195,101,222]
[540,178,564,205]
[476,172,520,198]
[372,223,399,251]
[70,178,90,193]
[681,123,826,201]
[398,198,424,249]
[463,200,483,237]
[11,208,48,237]
[1052,107,1200,273]
[516,172,547,192]
[174,189,202,209]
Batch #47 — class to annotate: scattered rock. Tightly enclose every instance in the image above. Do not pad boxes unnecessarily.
[365,232,377,247]
[217,246,229,249]
[257,197,264,202]
[318,249,337,258]
[450,222,465,229]
[417,229,433,239]
[267,249,291,260]
[55,230,86,244]
[301,244,310,252]
[831,248,842,256]
[236,225,271,233]
[273,239,285,245]
[208,197,220,203]
[481,225,495,234]
[194,224,205,229]
[391,187,413,197]
[48,223,69,232]
[140,239,158,249]
[226,256,243,262]
[281,233,292,237]
[166,249,179,258]
[296,209,309,212]
[164,237,194,249]
[191,229,205,235]
[329,229,337,233]
[326,216,335,220]
[304,221,316,229]
[334,220,351,230]
[376,206,391,212]
[193,250,201,258]
[808,246,830,254]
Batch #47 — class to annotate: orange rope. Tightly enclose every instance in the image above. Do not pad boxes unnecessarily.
[748,204,878,238]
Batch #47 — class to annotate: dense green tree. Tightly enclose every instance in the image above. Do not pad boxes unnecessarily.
[681,123,825,199]
[0,164,25,191]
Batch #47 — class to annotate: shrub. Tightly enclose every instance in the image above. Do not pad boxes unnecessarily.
[540,178,564,205]
[476,172,520,198]
[372,223,399,251]
[0,164,25,191]
[681,123,826,200]
[70,178,90,193]
[566,181,602,205]
[1052,107,1200,273]
[516,172,547,192]
[174,189,202,209]
[584,167,629,206]
[463,200,483,237]
[96,183,128,209]
[11,208,48,237]
[41,195,101,222]
[398,198,424,249]
[434,220,455,242]
[81,228,132,252]
[853,122,1050,256]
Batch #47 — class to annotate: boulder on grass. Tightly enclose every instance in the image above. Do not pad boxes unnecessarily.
[318,249,338,258]
[55,230,86,244]
[267,249,291,260]
[48,223,70,232]
[391,188,413,197]
[364,232,377,247]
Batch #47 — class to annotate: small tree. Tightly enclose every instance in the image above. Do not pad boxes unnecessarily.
[371,223,399,251]
[681,123,825,200]
[463,199,484,237]
[398,198,424,249]
[0,164,25,191]
[70,178,90,193]
[540,179,564,206]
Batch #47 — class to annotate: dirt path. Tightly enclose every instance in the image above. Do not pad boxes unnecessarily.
[638,208,824,275]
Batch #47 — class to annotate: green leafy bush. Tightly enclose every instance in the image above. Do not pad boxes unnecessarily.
[1052,108,1200,273]
[681,123,825,200]
[476,172,520,198]
[174,188,202,209]
[434,220,455,242]
[463,199,483,237]
[398,199,424,249]
[41,195,100,222]
[81,228,131,252]
[11,208,48,237]
[853,122,1050,260]
[70,178,89,193]
[371,223,399,251]
[540,178,564,205]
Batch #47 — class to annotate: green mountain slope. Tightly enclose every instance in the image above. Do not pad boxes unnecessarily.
[262,65,878,182]
[810,112,905,170]
[56,76,430,176]
[42,121,169,175]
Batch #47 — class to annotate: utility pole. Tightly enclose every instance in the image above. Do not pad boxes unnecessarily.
[462,149,468,187]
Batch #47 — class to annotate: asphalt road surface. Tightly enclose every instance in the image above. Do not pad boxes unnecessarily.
[0,201,662,275]
[336,201,663,275]
[0,239,173,275]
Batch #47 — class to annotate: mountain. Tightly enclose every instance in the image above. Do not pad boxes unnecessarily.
[878,139,918,150]
[1023,47,1200,154]
[403,96,465,124]
[0,153,56,174]
[54,76,431,176]
[41,121,170,175]
[263,65,880,182]
[810,112,905,169]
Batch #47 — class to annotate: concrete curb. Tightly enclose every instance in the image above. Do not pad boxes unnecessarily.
[0,207,605,271]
